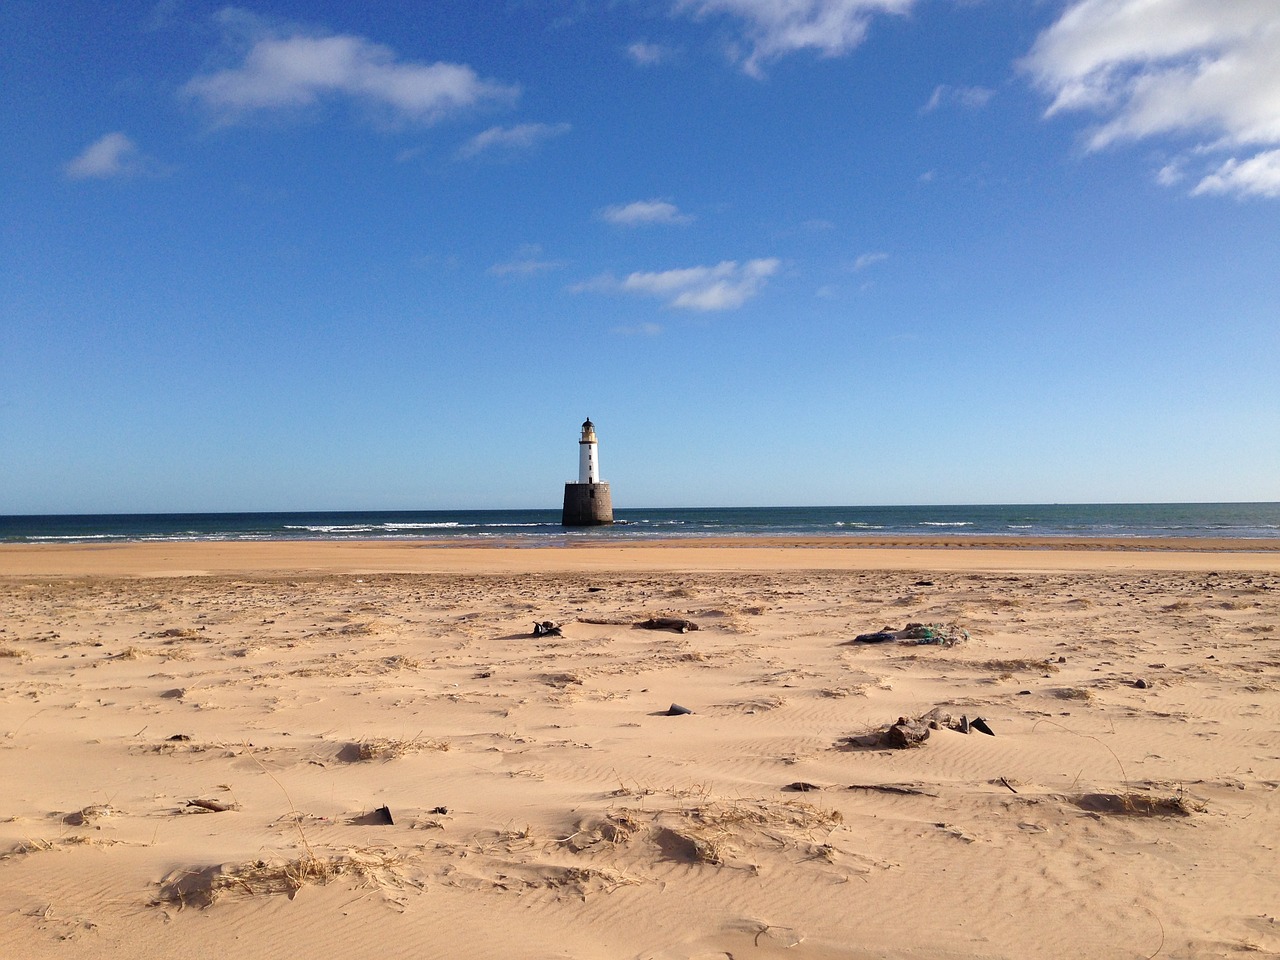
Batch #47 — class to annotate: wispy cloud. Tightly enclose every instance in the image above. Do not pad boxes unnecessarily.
[1022,0,1280,200]
[489,245,569,277]
[1192,149,1280,199]
[613,322,664,336]
[184,14,517,124]
[921,84,994,113]
[64,132,162,180]
[458,122,571,158]
[627,41,672,66]
[599,199,694,226]
[853,251,888,271]
[577,258,780,311]
[679,0,915,77]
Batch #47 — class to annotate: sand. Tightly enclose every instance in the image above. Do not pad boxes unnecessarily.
[1,539,1278,959]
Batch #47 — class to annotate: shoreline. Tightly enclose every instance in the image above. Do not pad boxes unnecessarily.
[3,535,1280,578]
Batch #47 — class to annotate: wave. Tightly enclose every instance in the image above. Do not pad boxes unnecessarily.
[918,521,973,527]
[20,534,124,541]
[283,525,377,533]
[378,527,465,535]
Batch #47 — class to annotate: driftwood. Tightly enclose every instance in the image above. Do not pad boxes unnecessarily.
[573,616,701,632]
[882,719,931,749]
[186,799,237,813]
[640,617,699,633]
[846,783,938,797]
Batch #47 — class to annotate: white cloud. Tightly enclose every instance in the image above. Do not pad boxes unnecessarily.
[680,0,915,76]
[65,132,159,180]
[921,84,994,113]
[853,251,888,271]
[184,23,517,124]
[1022,0,1280,199]
[600,199,694,226]
[581,258,779,311]
[1192,149,1280,199]
[458,122,571,158]
[627,41,671,66]
[489,245,569,277]
[1155,161,1184,187]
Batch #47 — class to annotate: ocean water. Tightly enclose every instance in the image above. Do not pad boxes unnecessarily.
[1,503,1278,544]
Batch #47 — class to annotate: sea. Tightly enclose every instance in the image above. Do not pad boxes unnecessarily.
[1,503,1278,545]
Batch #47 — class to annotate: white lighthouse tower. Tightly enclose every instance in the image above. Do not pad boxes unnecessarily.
[562,418,614,526]
[578,418,600,484]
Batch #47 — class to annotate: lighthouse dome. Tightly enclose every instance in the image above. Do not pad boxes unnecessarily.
[580,418,597,442]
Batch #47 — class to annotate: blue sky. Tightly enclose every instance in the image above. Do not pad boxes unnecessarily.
[3,0,1278,512]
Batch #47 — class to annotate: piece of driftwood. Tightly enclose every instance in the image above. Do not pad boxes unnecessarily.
[641,617,699,633]
[186,798,237,813]
[846,783,938,797]
[882,718,931,749]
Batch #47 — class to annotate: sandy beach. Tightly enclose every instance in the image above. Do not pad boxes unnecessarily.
[2,539,1278,959]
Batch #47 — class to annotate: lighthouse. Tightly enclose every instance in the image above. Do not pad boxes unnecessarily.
[561,418,614,526]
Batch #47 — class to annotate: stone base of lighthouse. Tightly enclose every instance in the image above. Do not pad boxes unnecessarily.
[562,482,614,526]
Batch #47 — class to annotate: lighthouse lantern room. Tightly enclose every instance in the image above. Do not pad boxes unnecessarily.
[562,418,614,526]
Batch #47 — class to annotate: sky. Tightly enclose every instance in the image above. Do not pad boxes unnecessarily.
[2,0,1278,513]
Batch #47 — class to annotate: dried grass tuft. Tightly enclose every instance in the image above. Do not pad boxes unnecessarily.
[156,847,409,908]
[0,646,28,658]
[1054,687,1094,701]
[976,658,1059,674]
[337,621,380,636]
[1075,792,1199,817]
[350,735,449,761]
[544,672,585,687]
[155,628,200,641]
[381,654,422,671]
[648,795,844,867]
